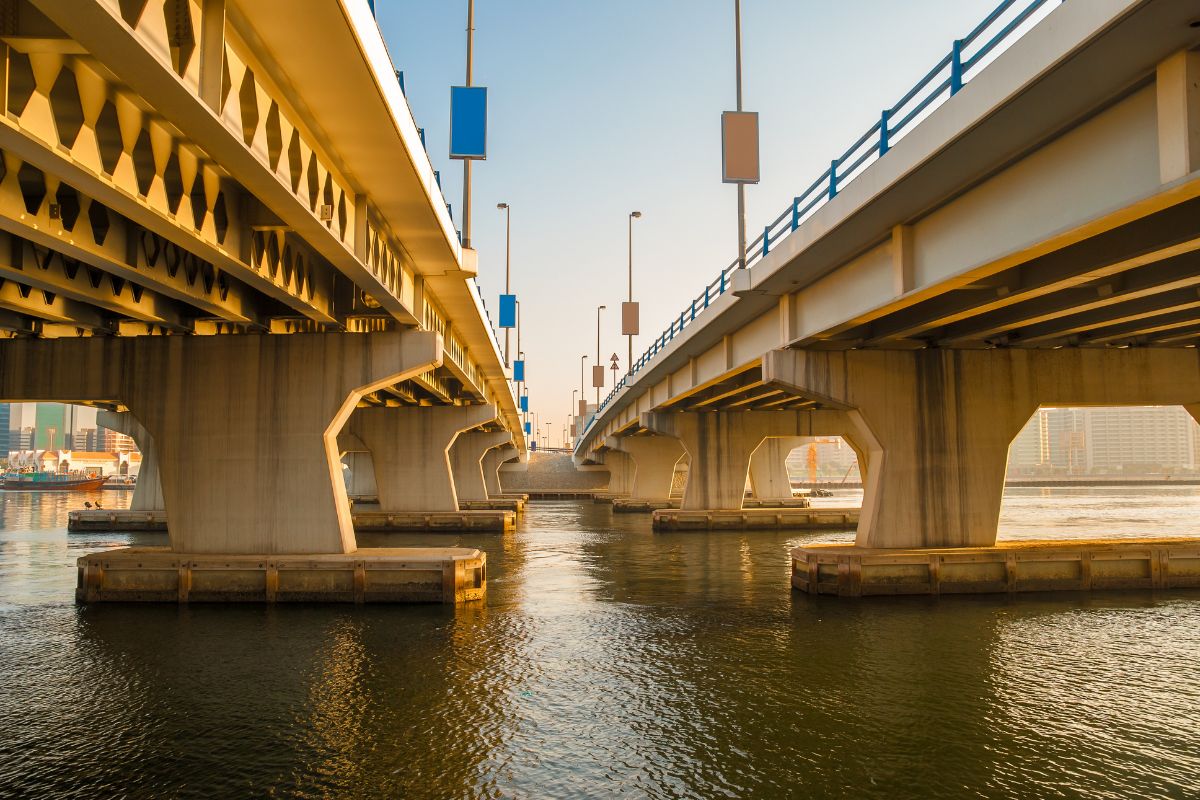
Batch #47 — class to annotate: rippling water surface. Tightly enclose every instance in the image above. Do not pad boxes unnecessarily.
[2,489,1199,799]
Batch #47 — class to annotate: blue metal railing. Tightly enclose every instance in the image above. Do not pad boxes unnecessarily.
[580,0,1063,441]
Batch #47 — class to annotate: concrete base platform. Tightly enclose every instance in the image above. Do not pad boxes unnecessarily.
[613,498,677,513]
[69,510,167,531]
[591,492,621,504]
[69,509,515,534]
[744,498,812,509]
[351,510,514,533]
[792,539,1200,597]
[460,498,525,513]
[492,493,530,501]
[76,546,486,603]
[652,508,859,531]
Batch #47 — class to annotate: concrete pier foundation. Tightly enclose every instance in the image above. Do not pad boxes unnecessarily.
[605,434,686,503]
[449,431,513,503]
[748,437,805,503]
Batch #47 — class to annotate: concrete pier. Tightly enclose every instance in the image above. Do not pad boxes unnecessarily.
[791,539,1200,596]
[76,547,486,604]
[653,508,858,531]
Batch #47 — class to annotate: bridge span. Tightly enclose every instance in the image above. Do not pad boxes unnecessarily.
[0,0,525,601]
[576,0,1200,588]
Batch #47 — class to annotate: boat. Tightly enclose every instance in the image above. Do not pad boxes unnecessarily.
[3,471,108,491]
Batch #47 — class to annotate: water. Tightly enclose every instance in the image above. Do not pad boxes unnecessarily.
[1,489,1199,799]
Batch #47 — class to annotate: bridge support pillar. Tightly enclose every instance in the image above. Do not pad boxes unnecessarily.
[748,437,806,502]
[764,348,1200,548]
[642,410,852,510]
[347,404,497,512]
[483,444,518,497]
[605,435,686,500]
[601,448,636,496]
[97,410,165,512]
[0,331,441,554]
[450,431,512,502]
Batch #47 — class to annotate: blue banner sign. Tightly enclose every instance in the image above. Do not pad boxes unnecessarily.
[499,293,516,328]
[519,395,528,412]
[524,421,531,435]
[513,359,525,382]
[449,86,487,160]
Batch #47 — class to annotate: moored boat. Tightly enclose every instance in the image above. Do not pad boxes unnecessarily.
[3,471,108,491]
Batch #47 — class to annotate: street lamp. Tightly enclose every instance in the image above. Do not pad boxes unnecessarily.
[497,202,512,366]
[595,304,606,407]
[624,210,642,375]
[580,354,588,417]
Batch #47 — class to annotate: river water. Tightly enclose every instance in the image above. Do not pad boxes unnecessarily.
[1,488,1199,799]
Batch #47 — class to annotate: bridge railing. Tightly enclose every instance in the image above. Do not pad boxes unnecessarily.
[581,0,1063,441]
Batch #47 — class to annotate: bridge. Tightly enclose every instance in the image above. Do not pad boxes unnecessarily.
[0,0,525,601]
[575,0,1200,593]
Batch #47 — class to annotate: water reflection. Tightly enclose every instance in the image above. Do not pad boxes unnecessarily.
[0,493,1198,798]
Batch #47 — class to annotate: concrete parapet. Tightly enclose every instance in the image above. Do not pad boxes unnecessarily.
[76,546,486,603]
[652,508,858,531]
[791,539,1200,597]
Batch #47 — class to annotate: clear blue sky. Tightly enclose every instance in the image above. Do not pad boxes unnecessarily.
[376,1,1005,444]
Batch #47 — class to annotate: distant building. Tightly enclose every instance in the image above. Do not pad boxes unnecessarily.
[1007,406,1200,476]
[98,426,137,454]
[0,403,9,457]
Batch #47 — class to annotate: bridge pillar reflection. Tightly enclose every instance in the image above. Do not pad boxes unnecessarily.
[347,404,497,512]
[642,410,853,511]
[605,435,686,501]
[748,437,807,502]
[449,431,512,503]
[764,348,1200,548]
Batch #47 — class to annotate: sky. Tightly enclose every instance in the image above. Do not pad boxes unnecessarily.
[376,0,1008,446]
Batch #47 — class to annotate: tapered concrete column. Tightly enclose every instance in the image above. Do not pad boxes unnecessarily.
[605,434,686,500]
[602,448,635,495]
[97,410,164,512]
[764,348,1200,548]
[0,331,441,553]
[642,409,853,511]
[449,431,511,502]
[348,404,496,512]
[748,437,806,501]
[483,444,517,496]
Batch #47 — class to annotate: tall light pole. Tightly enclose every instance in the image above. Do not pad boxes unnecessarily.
[595,304,606,407]
[734,0,746,269]
[626,210,642,373]
[462,0,475,248]
[497,202,511,365]
[580,354,588,416]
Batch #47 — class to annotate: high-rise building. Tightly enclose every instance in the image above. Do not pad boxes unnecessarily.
[0,403,9,457]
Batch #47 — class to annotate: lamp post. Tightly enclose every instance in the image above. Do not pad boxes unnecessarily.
[734,0,746,269]
[497,202,511,365]
[462,0,475,248]
[595,305,606,407]
[626,210,642,373]
[580,354,588,417]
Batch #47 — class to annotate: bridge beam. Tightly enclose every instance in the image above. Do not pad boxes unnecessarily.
[764,347,1200,548]
[605,434,686,501]
[449,430,512,503]
[347,404,496,512]
[642,409,851,511]
[0,330,440,553]
[748,437,807,502]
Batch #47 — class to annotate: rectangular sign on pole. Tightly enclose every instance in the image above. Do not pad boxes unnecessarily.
[621,301,639,336]
[519,395,528,412]
[449,86,488,160]
[498,294,516,328]
[721,111,760,184]
[592,364,605,388]
[524,421,531,435]
[578,399,587,416]
[512,359,525,382]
